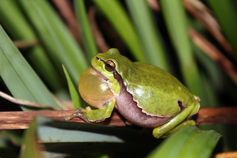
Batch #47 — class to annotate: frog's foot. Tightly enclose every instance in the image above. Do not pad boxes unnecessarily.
[156,120,196,138]
[152,104,198,139]
[65,109,84,121]
[65,99,115,123]
[65,108,100,123]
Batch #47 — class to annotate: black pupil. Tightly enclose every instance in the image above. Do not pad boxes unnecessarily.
[105,62,114,72]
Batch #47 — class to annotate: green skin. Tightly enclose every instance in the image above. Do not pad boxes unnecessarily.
[75,48,200,138]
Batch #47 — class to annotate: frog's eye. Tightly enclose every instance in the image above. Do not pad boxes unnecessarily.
[105,60,115,72]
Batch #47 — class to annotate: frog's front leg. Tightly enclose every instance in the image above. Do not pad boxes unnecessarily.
[67,99,115,123]
[152,103,198,138]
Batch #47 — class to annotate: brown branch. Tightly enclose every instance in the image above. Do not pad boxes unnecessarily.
[0,107,236,130]
[215,151,237,158]
[184,0,233,54]
[147,0,160,11]
[88,7,109,52]
[0,91,51,109]
[197,107,237,125]
[0,110,125,130]
[52,0,82,44]
[189,28,237,85]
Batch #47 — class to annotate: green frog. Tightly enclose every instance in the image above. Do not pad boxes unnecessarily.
[73,48,200,138]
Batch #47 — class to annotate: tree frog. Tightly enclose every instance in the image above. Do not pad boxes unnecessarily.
[72,48,200,138]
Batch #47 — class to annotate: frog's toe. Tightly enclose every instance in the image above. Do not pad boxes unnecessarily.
[64,109,86,121]
[152,127,165,138]
[72,109,100,123]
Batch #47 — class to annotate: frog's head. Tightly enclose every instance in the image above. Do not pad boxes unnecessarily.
[91,48,132,94]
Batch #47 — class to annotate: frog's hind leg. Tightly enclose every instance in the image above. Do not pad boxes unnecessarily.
[152,102,199,138]
[159,120,196,138]
[66,99,115,123]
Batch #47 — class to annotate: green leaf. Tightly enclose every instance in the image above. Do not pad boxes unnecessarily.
[192,45,220,106]
[0,25,59,109]
[0,131,22,147]
[75,0,97,61]
[36,117,158,157]
[160,0,207,103]
[62,65,83,108]
[20,119,43,158]
[36,117,135,143]
[0,0,62,91]
[125,0,169,70]
[93,0,146,62]
[39,126,124,143]
[208,0,237,58]
[20,0,88,82]
[148,126,221,158]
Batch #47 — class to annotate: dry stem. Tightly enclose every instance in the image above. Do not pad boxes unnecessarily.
[0,107,236,130]
[189,28,237,85]
[52,0,81,44]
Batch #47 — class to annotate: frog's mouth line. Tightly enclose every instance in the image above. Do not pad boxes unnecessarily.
[90,66,109,81]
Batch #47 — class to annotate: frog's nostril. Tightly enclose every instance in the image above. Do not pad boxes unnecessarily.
[96,57,100,60]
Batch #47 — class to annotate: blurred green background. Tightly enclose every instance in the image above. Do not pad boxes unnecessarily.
[0,0,236,157]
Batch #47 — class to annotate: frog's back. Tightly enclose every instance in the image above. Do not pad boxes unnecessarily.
[122,62,195,117]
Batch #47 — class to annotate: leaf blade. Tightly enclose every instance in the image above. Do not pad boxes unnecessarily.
[160,0,207,103]
[208,0,237,58]
[75,0,98,60]
[125,0,169,70]
[62,65,83,108]
[148,126,221,158]
[0,25,59,109]
[20,119,43,158]
[20,0,88,82]
[93,0,145,62]
[0,0,62,90]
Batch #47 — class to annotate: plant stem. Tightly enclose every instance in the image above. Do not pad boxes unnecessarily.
[0,107,236,130]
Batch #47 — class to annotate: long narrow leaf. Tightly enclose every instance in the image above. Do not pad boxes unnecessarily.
[63,65,83,108]
[93,0,146,62]
[208,0,237,58]
[20,119,43,158]
[193,45,220,106]
[36,117,158,157]
[0,0,62,91]
[0,26,59,109]
[160,0,207,103]
[125,0,169,70]
[20,0,88,82]
[39,125,153,157]
[148,126,221,158]
[75,0,97,60]
[36,117,153,143]
[39,126,123,143]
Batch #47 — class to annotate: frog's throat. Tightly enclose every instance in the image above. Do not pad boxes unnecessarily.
[91,58,121,95]
[112,71,171,128]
